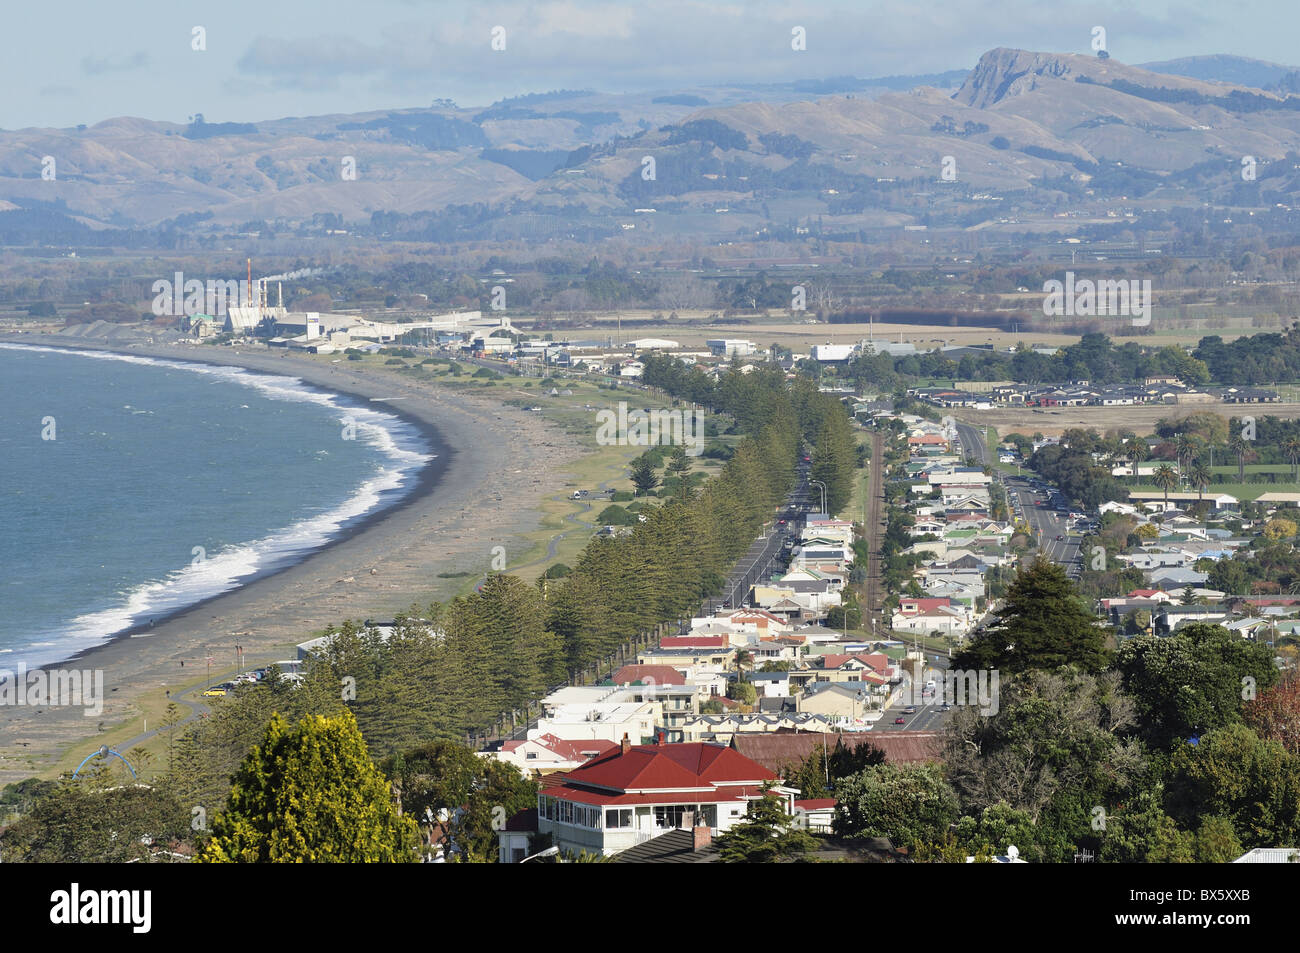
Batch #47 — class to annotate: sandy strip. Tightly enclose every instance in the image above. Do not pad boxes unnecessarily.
[0,337,587,781]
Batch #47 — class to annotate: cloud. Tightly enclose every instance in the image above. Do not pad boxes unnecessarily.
[81,51,150,76]
[229,0,1217,102]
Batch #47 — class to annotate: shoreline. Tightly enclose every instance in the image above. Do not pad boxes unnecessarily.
[0,334,588,782]
[3,341,454,673]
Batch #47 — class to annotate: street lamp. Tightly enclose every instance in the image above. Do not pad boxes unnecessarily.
[520,846,560,863]
[809,480,827,516]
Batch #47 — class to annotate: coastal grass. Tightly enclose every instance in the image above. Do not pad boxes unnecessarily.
[490,378,736,585]
[41,664,259,782]
[338,366,740,594]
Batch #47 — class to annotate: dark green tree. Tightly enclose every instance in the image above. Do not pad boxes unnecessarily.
[1115,622,1278,749]
[717,790,819,863]
[832,762,960,850]
[630,457,660,495]
[954,558,1112,674]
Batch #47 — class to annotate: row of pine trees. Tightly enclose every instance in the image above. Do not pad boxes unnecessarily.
[164,360,858,801]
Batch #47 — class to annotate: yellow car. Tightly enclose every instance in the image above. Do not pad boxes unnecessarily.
[201,686,227,697]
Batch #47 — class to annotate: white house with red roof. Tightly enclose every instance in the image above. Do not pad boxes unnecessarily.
[490,734,620,775]
[891,597,973,637]
[793,798,837,832]
[719,608,792,637]
[1126,588,1174,603]
[536,735,794,856]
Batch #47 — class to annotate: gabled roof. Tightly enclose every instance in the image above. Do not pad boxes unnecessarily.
[502,733,619,763]
[611,664,687,686]
[898,597,953,613]
[558,742,776,795]
[793,798,837,811]
[725,608,788,626]
[731,731,943,772]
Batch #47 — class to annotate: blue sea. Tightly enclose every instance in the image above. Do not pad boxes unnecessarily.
[0,345,434,669]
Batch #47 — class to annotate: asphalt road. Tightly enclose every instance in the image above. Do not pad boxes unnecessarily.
[1003,476,1083,576]
[874,659,954,731]
[954,422,1082,578]
[702,460,811,615]
[954,421,989,467]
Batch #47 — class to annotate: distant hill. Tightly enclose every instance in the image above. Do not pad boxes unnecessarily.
[6,49,1300,238]
[1138,54,1299,89]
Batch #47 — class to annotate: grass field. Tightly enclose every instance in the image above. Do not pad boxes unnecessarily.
[845,430,872,525]
[1128,482,1283,501]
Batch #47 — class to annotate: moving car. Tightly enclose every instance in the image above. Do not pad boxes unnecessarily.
[1055,534,1064,541]
[894,717,907,725]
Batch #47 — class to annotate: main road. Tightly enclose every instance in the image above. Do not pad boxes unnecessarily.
[701,457,812,615]
[954,420,1082,577]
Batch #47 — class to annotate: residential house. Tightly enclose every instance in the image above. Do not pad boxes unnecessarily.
[489,734,619,775]
[535,737,787,857]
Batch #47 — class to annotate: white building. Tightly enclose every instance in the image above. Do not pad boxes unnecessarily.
[706,339,757,358]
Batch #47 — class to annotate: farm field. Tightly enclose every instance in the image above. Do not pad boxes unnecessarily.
[958,402,1300,437]
[579,310,1291,352]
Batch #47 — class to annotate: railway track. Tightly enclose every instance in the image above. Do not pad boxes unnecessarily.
[864,430,885,617]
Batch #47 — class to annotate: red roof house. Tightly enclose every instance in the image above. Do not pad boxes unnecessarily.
[537,735,788,857]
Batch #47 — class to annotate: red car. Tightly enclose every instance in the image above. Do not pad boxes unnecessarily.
[894,717,906,725]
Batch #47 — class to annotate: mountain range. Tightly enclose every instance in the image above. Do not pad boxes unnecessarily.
[5,49,1300,238]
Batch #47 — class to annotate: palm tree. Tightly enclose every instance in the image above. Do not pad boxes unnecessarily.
[1228,433,1249,483]
[1188,459,1212,502]
[1125,437,1148,480]
[1153,464,1179,519]
[1284,436,1300,482]
[1175,433,1200,480]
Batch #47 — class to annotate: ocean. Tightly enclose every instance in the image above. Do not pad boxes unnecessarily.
[0,344,434,669]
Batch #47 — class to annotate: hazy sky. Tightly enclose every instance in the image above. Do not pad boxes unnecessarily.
[5,0,1296,129]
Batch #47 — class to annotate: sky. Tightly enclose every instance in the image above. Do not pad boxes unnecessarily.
[4,0,1296,129]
